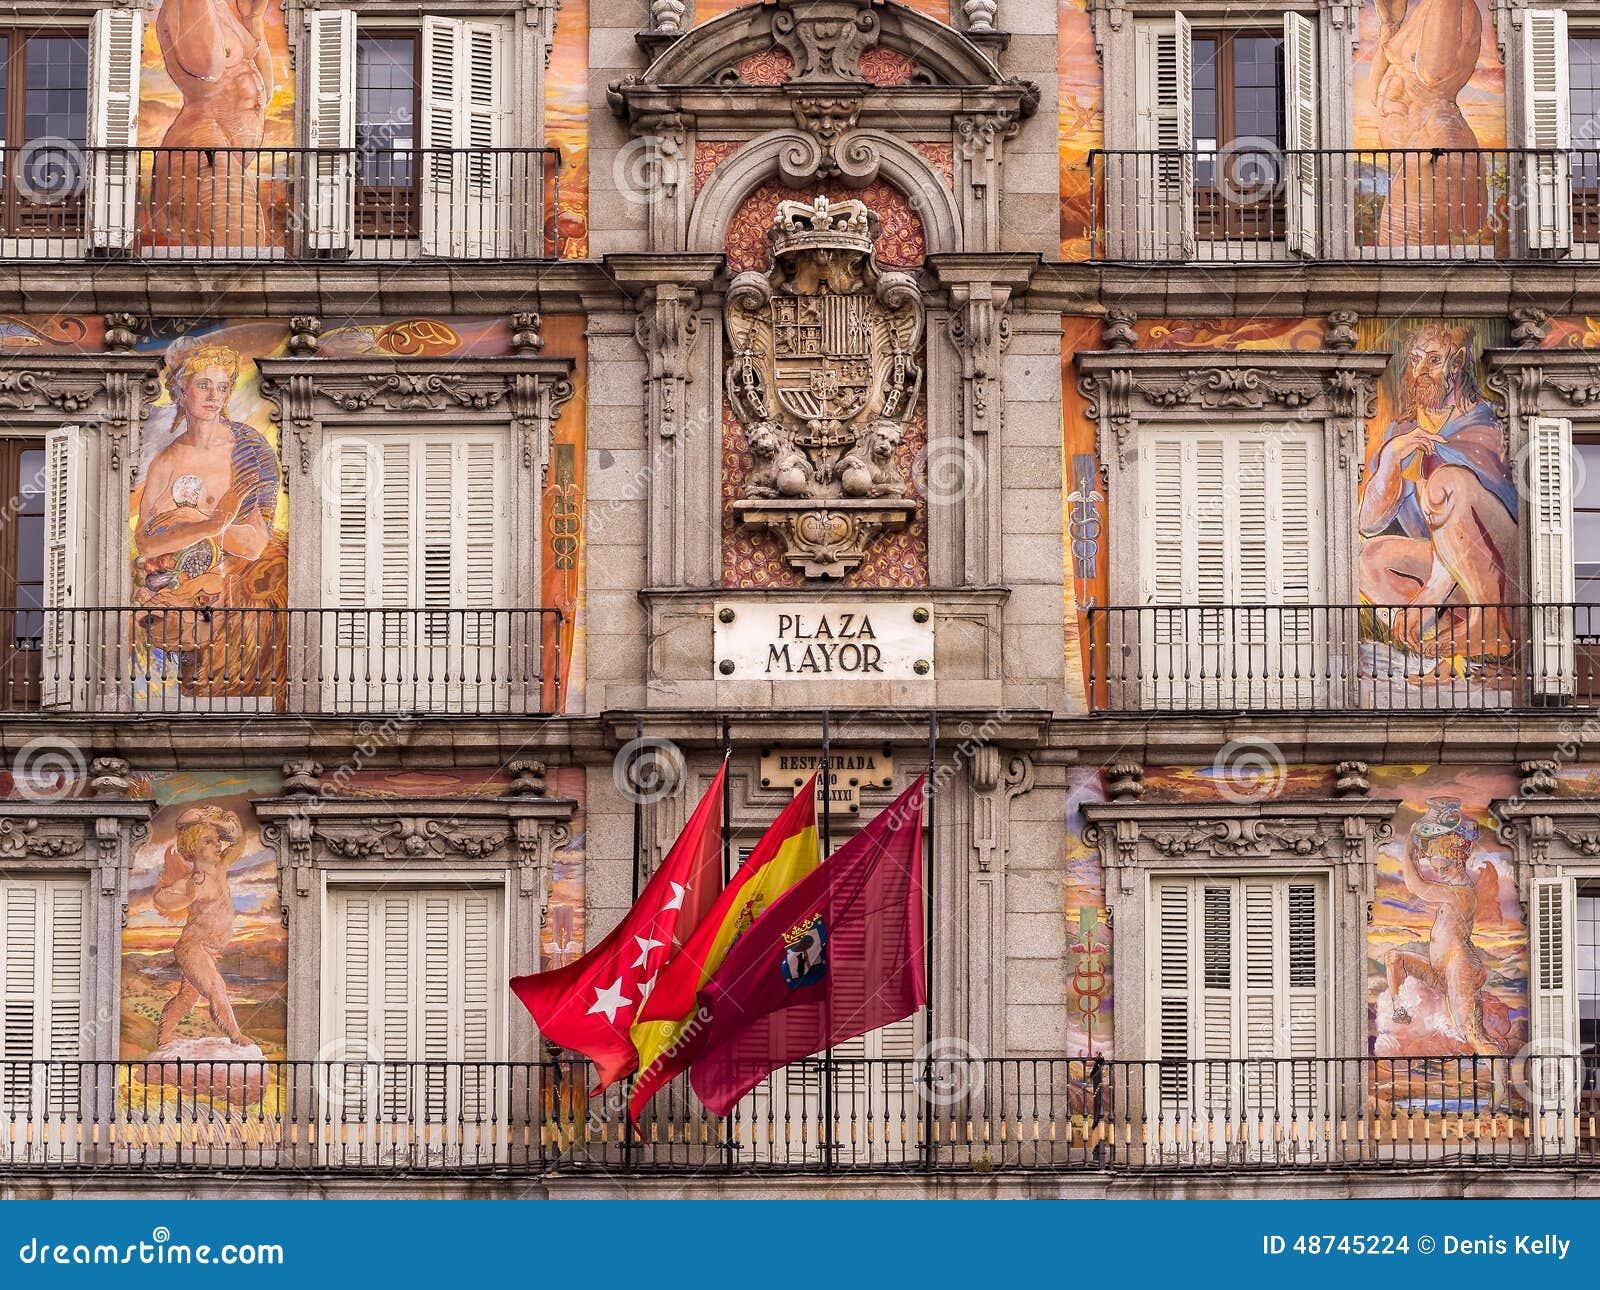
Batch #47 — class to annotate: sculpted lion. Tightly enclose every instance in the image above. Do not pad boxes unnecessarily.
[744,421,814,499]
[838,420,907,499]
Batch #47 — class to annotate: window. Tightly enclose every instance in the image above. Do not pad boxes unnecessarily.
[326,885,502,1164]
[1578,883,1600,1090]
[1575,433,1600,605]
[321,431,510,711]
[1149,875,1326,1156]
[356,32,419,236]
[1131,13,1316,256]
[1577,34,1600,239]
[1,876,86,1122]
[1138,425,1326,706]
[0,438,44,707]
[1193,30,1285,240]
[0,30,89,236]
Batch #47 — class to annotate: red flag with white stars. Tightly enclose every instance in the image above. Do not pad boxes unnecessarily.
[511,761,724,1093]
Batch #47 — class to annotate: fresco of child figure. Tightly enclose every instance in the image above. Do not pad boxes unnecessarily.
[132,340,286,699]
[152,805,256,1054]
[1358,323,1518,680]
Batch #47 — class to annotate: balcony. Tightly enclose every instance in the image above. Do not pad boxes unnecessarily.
[0,146,562,262]
[1086,603,1600,713]
[1088,147,1600,264]
[0,607,563,716]
[0,1057,1589,1176]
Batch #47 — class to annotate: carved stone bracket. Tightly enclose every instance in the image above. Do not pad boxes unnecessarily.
[945,280,1013,435]
[634,283,701,439]
[968,745,1035,873]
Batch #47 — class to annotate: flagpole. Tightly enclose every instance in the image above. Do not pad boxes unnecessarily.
[821,708,834,1170]
[625,715,643,1158]
[923,709,937,1167]
[721,716,733,885]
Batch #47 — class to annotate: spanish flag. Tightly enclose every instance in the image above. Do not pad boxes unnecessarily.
[628,777,820,1120]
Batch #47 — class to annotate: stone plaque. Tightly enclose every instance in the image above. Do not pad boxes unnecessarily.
[714,602,933,680]
[758,747,896,815]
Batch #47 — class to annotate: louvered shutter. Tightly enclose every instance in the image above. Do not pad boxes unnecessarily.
[461,20,511,257]
[1153,879,1193,1112]
[1,879,86,1125]
[1134,15,1193,260]
[1281,12,1319,257]
[421,17,463,256]
[41,426,86,709]
[1523,9,1572,253]
[86,8,142,251]
[1531,416,1576,696]
[305,8,355,252]
[1530,875,1578,1152]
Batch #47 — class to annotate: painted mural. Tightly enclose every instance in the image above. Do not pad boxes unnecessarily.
[1356,318,1517,692]
[547,0,589,257]
[139,0,294,251]
[119,769,285,1126]
[1368,766,1527,1061]
[1064,768,1109,1056]
[132,323,290,705]
[1352,0,1506,250]
[1058,0,1101,262]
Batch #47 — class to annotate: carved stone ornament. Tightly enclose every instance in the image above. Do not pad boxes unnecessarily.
[772,2,878,82]
[726,196,923,578]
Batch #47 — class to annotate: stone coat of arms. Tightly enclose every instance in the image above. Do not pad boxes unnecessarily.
[726,196,922,578]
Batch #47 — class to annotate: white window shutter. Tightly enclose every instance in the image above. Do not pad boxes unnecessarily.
[1153,879,1193,1105]
[1530,416,1576,696]
[1134,15,1194,261]
[461,20,511,257]
[305,8,356,253]
[41,426,86,709]
[1282,11,1319,257]
[1530,874,1579,1153]
[86,9,142,252]
[1523,9,1572,253]
[421,16,464,256]
[1,879,86,1124]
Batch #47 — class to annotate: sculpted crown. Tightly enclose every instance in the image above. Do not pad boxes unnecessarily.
[767,196,877,261]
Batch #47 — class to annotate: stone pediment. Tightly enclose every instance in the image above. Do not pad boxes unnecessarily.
[611,0,1038,126]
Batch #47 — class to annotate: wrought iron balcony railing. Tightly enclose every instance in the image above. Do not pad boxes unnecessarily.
[0,606,563,716]
[0,1057,1590,1176]
[1087,147,1600,263]
[1085,602,1600,713]
[0,145,563,261]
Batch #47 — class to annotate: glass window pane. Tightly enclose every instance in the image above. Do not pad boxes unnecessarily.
[22,34,88,146]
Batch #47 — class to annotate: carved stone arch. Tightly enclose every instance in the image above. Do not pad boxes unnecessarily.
[643,0,1008,89]
[686,128,962,256]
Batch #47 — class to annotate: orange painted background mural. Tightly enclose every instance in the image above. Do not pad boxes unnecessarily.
[1058,0,1101,261]
[547,0,589,257]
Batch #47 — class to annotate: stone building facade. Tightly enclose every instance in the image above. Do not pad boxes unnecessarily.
[0,0,1598,1198]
